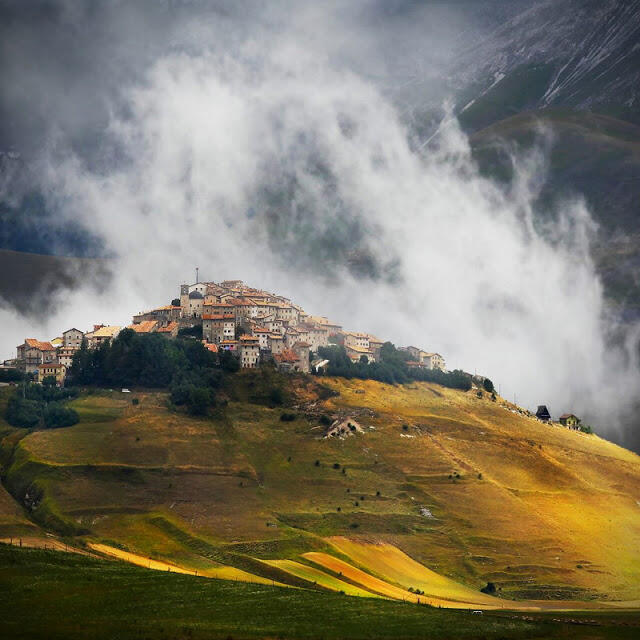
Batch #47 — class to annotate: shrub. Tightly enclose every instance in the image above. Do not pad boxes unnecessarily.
[314,460,320,467]
[5,396,41,428]
[187,387,211,416]
[269,387,284,406]
[280,412,296,422]
[480,582,497,594]
[43,404,79,429]
[132,398,139,405]
[333,463,340,469]
[319,414,332,426]
[483,378,495,393]
[0,368,23,383]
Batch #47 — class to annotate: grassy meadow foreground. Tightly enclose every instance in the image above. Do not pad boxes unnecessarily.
[1,373,640,636]
[2,545,639,640]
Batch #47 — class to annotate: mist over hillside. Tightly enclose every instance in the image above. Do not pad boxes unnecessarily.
[0,1,639,452]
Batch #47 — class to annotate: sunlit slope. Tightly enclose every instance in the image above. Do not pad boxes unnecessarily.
[1,378,639,603]
[323,538,500,606]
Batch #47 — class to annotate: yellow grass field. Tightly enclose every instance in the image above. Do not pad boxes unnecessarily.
[325,537,500,606]
[263,559,380,597]
[89,542,285,585]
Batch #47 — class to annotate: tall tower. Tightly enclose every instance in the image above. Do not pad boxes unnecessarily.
[180,284,189,310]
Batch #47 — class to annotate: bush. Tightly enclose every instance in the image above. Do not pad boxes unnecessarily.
[280,412,296,422]
[187,387,211,416]
[0,368,23,383]
[480,582,497,594]
[43,404,79,429]
[319,414,332,426]
[5,396,42,428]
[269,387,284,406]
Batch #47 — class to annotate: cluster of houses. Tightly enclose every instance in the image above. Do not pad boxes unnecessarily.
[5,278,447,385]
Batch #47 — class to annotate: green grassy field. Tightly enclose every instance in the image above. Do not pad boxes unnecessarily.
[1,545,639,640]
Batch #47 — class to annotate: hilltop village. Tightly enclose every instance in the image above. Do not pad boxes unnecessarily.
[7,278,445,385]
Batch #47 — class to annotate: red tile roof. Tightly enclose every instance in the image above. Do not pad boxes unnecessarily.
[25,339,56,351]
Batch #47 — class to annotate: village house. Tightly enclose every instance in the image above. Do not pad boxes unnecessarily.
[157,321,179,338]
[62,328,84,348]
[367,335,384,360]
[401,346,422,360]
[186,290,204,317]
[253,327,271,350]
[37,362,66,385]
[422,352,446,370]
[204,302,235,319]
[345,344,375,363]
[344,331,370,351]
[292,341,311,373]
[179,282,208,311]
[219,339,238,352]
[16,339,58,374]
[268,333,285,355]
[127,320,159,334]
[559,413,581,429]
[297,323,330,352]
[239,335,260,368]
[56,346,77,368]
[132,305,181,327]
[202,314,235,344]
[86,325,121,348]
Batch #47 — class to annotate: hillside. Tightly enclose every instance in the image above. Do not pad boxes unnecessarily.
[1,376,639,609]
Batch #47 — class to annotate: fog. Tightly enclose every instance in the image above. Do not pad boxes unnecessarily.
[1,1,639,449]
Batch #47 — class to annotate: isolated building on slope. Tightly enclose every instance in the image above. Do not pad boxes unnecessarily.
[559,413,581,429]
[536,405,551,421]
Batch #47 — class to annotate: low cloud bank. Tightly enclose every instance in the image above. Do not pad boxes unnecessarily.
[0,2,638,448]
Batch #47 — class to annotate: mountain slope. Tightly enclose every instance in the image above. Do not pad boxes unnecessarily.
[453,0,640,129]
[1,377,638,605]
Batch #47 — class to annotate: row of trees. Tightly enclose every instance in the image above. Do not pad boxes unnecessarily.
[69,329,239,415]
[5,380,80,429]
[316,343,473,391]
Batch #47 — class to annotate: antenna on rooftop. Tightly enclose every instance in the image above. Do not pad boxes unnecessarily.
[196,267,199,284]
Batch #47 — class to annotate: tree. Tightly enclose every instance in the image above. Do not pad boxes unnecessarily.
[171,298,180,307]
[43,404,79,428]
[188,387,211,416]
[483,377,494,393]
[5,396,41,428]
